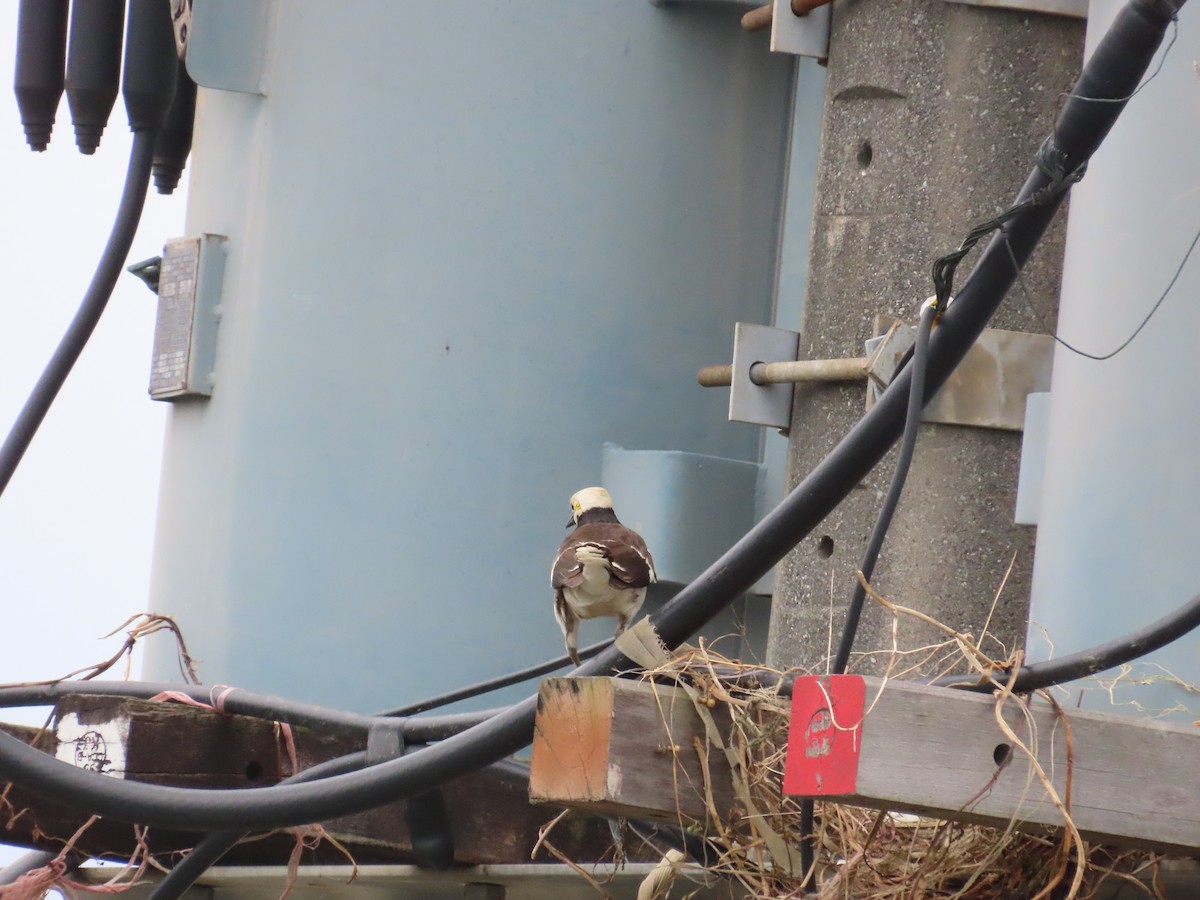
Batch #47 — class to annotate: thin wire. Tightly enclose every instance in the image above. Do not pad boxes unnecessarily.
[378,638,613,717]
[1002,220,1200,361]
[931,150,1084,307]
[1057,15,1178,106]
[935,8,1180,311]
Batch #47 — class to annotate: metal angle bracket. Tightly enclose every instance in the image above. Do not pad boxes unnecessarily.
[866,316,1055,431]
[185,0,272,94]
[729,323,800,430]
[771,0,831,59]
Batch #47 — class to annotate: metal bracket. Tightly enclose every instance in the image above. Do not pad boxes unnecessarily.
[730,323,800,430]
[942,0,1087,18]
[770,0,831,59]
[703,318,1053,433]
[1015,392,1051,525]
[170,0,192,60]
[148,234,228,401]
[867,316,1055,431]
[366,725,456,870]
[185,0,272,94]
[864,320,915,394]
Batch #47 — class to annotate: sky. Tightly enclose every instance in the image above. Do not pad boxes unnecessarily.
[0,15,183,723]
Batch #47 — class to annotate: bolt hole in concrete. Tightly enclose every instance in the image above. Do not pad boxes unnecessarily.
[856,139,873,172]
[992,743,1012,767]
[245,760,264,782]
[817,535,835,558]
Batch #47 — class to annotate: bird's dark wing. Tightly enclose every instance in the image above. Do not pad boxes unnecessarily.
[551,542,585,590]
[552,523,655,589]
[603,528,656,588]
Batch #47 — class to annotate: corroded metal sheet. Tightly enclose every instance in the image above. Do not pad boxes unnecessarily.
[870,316,1055,431]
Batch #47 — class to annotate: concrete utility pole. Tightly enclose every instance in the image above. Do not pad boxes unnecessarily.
[767,0,1085,674]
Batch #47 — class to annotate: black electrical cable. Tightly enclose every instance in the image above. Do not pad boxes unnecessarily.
[940,591,1200,694]
[2,0,174,497]
[0,680,502,742]
[681,589,1200,697]
[0,0,1177,836]
[795,302,937,884]
[0,681,374,734]
[151,753,712,900]
[831,303,936,676]
[148,750,369,900]
[379,639,614,716]
[0,130,155,497]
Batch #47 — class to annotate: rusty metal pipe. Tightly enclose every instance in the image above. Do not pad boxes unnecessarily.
[697,357,870,387]
[740,4,773,31]
[792,0,835,13]
[741,0,834,33]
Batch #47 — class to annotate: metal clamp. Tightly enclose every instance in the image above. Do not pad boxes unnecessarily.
[701,319,1054,433]
[367,725,456,870]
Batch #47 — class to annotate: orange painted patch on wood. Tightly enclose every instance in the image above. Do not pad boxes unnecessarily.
[529,677,615,804]
[529,677,734,825]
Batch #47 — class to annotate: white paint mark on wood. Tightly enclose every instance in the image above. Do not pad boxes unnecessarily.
[55,712,129,778]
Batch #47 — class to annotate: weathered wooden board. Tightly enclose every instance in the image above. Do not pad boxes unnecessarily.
[528,675,1200,855]
[529,677,735,824]
[0,694,623,865]
[813,676,1200,855]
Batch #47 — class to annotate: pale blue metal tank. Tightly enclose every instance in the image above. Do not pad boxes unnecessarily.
[144,0,810,711]
[1027,0,1200,717]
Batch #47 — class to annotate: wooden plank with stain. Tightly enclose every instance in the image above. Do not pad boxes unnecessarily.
[822,677,1200,855]
[529,675,1200,856]
[0,694,623,865]
[529,677,735,825]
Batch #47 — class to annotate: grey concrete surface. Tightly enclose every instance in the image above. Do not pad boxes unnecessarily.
[768,0,1085,675]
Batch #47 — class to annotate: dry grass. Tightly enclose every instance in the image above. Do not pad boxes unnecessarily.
[628,582,1184,900]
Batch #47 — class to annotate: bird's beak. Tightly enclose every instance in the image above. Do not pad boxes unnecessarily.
[565,518,575,528]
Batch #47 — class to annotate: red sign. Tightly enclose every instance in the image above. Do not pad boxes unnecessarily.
[782,675,865,796]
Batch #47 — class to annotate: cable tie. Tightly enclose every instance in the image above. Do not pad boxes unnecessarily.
[149,691,218,712]
[1034,136,1087,192]
[209,685,237,714]
[921,294,950,323]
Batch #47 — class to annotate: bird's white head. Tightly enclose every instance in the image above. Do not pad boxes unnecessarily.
[568,486,614,525]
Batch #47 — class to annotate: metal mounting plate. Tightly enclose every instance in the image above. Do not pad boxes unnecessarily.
[730,323,800,430]
[771,0,831,59]
[868,316,1054,431]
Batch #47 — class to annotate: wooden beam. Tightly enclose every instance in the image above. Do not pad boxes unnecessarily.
[529,677,734,824]
[528,675,1200,855]
[798,675,1200,855]
[0,694,623,865]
